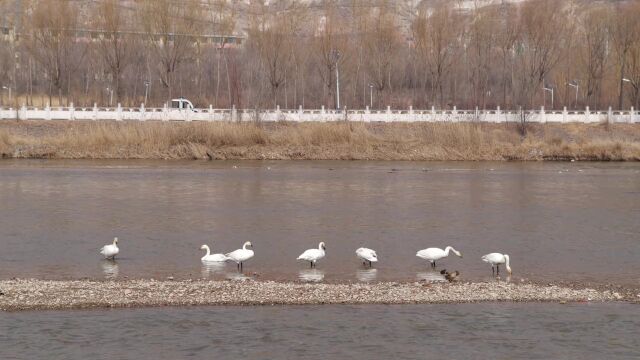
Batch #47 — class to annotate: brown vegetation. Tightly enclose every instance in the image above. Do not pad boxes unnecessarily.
[1,120,638,161]
[2,1,640,110]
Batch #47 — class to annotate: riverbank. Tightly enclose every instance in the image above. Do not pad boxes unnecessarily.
[0,279,627,311]
[1,120,639,161]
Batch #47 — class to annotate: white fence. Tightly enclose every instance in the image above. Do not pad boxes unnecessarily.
[1,104,639,123]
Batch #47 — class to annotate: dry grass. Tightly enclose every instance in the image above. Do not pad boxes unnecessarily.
[0,120,639,161]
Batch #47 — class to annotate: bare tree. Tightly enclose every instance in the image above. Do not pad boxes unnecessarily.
[26,0,84,105]
[578,7,611,109]
[141,0,203,100]
[94,0,133,104]
[412,3,463,107]
[313,0,349,109]
[363,2,401,105]
[611,2,640,109]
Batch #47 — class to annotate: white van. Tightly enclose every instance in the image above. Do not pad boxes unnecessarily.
[170,98,197,111]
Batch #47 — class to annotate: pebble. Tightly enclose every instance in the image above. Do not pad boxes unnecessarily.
[0,279,626,311]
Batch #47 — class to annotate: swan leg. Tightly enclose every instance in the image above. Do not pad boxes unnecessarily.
[496,265,500,275]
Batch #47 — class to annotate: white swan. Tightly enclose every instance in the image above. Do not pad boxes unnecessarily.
[99,237,119,260]
[297,242,326,268]
[416,246,462,268]
[225,241,254,270]
[356,247,378,267]
[482,253,512,275]
[200,244,229,262]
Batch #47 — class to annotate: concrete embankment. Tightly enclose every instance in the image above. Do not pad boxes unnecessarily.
[0,279,626,311]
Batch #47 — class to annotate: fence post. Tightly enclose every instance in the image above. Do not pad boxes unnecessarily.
[69,102,74,120]
[585,106,590,123]
[116,103,122,121]
[562,106,567,123]
[163,103,168,121]
[608,106,613,124]
[541,106,545,123]
[632,107,636,123]
[45,103,51,120]
[20,104,26,120]
[140,103,145,121]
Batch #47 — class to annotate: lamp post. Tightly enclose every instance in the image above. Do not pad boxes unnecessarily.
[106,87,113,107]
[144,81,150,105]
[1,86,11,105]
[369,83,374,109]
[567,81,579,109]
[543,85,554,109]
[331,49,341,110]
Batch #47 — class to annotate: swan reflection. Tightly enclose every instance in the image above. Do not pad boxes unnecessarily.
[416,271,446,283]
[226,271,251,281]
[356,268,378,282]
[101,260,119,279]
[299,269,325,282]
[200,261,227,278]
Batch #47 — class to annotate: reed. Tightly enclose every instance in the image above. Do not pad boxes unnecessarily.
[0,120,638,161]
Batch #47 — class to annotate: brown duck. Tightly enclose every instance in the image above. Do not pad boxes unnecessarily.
[440,269,460,282]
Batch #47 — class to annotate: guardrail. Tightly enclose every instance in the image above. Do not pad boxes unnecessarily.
[1,104,639,123]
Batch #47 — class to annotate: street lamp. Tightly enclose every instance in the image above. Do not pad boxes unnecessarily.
[1,85,11,104]
[567,80,579,109]
[106,87,113,107]
[331,49,341,110]
[369,83,374,109]
[543,85,554,109]
[144,81,150,105]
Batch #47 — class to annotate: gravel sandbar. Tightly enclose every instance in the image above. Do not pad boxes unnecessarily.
[0,279,626,311]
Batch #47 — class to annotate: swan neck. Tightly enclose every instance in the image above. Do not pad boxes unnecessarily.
[444,246,451,255]
[204,245,210,256]
[504,254,511,272]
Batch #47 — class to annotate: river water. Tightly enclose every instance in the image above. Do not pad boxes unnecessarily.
[0,160,639,285]
[1,303,638,359]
